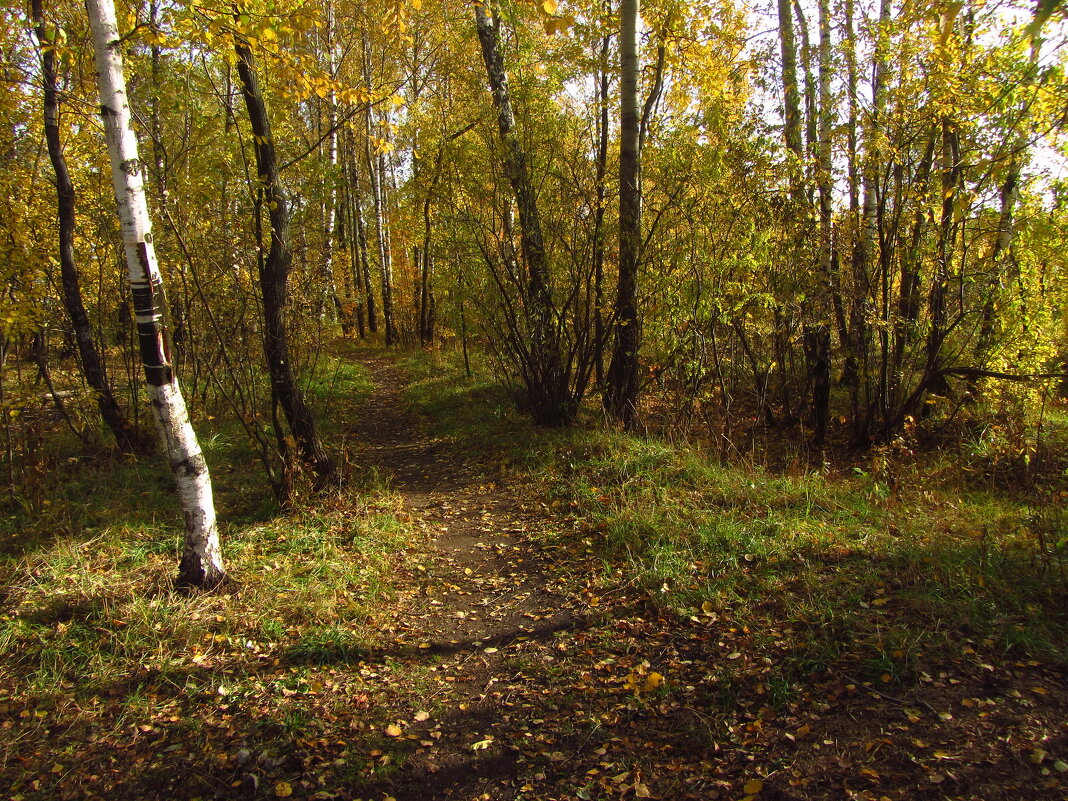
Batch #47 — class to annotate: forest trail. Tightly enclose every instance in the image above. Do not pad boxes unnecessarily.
[339,355,1068,801]
[1,354,1065,801]
[349,357,593,799]
[353,356,579,651]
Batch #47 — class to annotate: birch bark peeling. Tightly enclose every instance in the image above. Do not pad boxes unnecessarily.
[85,0,225,590]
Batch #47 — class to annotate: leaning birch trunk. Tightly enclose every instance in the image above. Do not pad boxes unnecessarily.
[85,0,225,590]
[475,0,569,425]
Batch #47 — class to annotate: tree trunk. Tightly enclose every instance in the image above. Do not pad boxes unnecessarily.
[846,0,891,445]
[474,1,569,425]
[34,0,143,455]
[418,143,447,347]
[365,107,396,345]
[793,0,817,201]
[233,34,335,483]
[777,0,803,167]
[973,33,1039,384]
[321,0,344,325]
[592,24,610,388]
[923,118,959,392]
[86,0,224,590]
[346,133,373,335]
[605,0,641,428]
[809,0,833,445]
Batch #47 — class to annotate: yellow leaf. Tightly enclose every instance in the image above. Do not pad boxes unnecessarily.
[701,601,715,614]
[385,724,403,736]
[414,710,430,721]
[390,94,405,107]
[541,0,558,13]
[643,671,664,691]
[274,781,293,798]
[744,779,763,794]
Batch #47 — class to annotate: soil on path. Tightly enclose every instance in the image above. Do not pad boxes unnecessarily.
[344,357,1068,801]
[354,356,579,650]
[351,358,592,799]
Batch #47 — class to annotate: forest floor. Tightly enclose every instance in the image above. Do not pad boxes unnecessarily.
[331,356,1068,801]
[0,348,1066,801]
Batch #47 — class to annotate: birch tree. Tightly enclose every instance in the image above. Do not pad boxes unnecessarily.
[85,0,225,590]
[475,0,573,425]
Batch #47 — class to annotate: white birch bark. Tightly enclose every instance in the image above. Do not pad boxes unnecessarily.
[86,0,225,590]
[322,0,342,322]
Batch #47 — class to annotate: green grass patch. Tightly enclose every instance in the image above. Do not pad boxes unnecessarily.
[400,349,1068,670]
[0,350,425,799]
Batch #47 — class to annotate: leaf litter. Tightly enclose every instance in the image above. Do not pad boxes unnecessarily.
[0,356,1065,801]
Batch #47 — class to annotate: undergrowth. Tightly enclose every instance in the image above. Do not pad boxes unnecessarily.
[0,355,418,797]
[402,349,1068,670]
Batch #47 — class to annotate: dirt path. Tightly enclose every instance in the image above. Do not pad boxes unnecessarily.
[354,357,578,645]
[352,358,590,799]
[343,357,1067,801]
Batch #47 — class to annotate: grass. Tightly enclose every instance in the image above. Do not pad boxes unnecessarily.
[0,344,1065,798]
[0,354,422,797]
[402,348,1068,671]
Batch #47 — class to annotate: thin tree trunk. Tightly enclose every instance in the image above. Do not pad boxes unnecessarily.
[923,118,959,393]
[34,0,143,455]
[793,0,817,201]
[33,329,86,445]
[841,0,862,433]
[86,0,224,590]
[974,34,1039,382]
[885,129,936,435]
[808,0,833,445]
[777,0,803,190]
[321,0,344,324]
[592,25,610,388]
[335,176,354,336]
[347,134,373,334]
[458,259,472,377]
[605,0,641,427]
[475,1,568,424]
[365,106,396,344]
[847,0,890,444]
[418,143,447,346]
[233,34,335,483]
